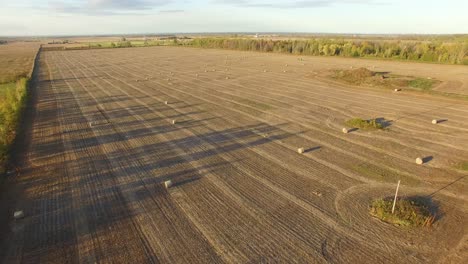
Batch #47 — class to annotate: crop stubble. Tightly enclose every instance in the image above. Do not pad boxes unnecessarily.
[1,46,467,263]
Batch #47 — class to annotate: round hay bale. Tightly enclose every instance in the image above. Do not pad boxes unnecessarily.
[164,101,168,105]
[394,88,402,92]
[171,120,176,125]
[432,119,438,124]
[164,180,173,189]
[416,157,424,165]
[297,147,305,154]
[225,77,229,80]
[342,128,349,134]
[263,69,267,72]
[14,210,24,219]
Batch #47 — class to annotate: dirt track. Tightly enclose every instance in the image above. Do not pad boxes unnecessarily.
[0,46,467,263]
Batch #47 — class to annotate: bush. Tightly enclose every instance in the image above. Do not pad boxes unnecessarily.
[118,41,132,48]
[408,78,435,90]
[455,161,468,171]
[370,197,436,227]
[345,118,384,130]
[334,68,376,84]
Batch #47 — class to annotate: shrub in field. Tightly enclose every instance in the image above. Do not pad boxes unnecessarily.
[345,118,384,130]
[333,67,376,84]
[455,161,468,171]
[370,197,437,227]
[118,41,132,48]
[408,78,435,91]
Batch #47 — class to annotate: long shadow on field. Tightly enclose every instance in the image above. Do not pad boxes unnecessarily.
[1,68,229,262]
[68,114,212,147]
[1,53,301,262]
[0,55,83,262]
[53,76,103,82]
[72,121,294,189]
[429,175,466,197]
[375,117,392,128]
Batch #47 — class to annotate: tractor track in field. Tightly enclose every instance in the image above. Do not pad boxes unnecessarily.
[54,52,432,262]
[63,50,468,259]
[75,52,462,188]
[101,51,468,181]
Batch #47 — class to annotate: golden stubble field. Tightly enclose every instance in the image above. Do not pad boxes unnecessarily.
[0,42,40,84]
[0,46,467,263]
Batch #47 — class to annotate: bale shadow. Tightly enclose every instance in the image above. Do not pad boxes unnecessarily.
[436,119,448,124]
[305,146,321,153]
[422,156,433,164]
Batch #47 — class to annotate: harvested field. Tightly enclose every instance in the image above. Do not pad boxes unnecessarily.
[0,46,467,263]
[0,42,40,83]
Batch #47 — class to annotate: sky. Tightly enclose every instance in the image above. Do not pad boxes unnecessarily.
[0,0,467,36]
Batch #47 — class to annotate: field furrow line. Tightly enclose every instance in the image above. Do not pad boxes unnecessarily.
[53,52,222,263]
[62,52,425,260]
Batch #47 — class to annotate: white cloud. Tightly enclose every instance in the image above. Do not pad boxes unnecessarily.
[213,0,382,8]
[48,0,173,15]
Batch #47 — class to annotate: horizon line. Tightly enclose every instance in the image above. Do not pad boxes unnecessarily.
[2,32,468,38]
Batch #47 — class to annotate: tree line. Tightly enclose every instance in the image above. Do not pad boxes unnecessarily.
[188,38,468,65]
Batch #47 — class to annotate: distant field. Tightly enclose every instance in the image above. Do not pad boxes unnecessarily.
[0,42,39,174]
[0,42,39,83]
[42,34,468,66]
